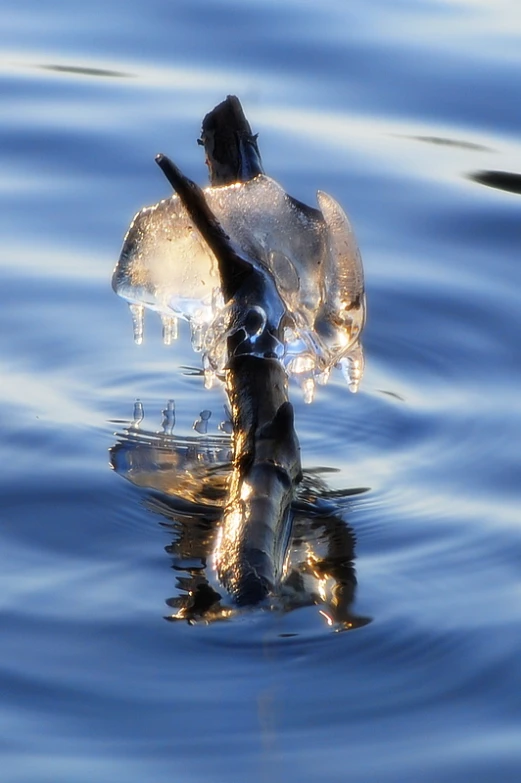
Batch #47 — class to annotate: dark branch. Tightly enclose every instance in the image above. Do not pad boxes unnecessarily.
[158,98,302,605]
[200,95,264,186]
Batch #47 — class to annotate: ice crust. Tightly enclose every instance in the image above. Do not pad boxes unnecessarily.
[112,174,365,398]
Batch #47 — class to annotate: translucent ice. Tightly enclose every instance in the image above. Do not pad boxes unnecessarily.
[193,409,212,435]
[160,314,178,345]
[112,174,365,397]
[128,303,144,345]
[131,399,144,429]
[161,399,175,435]
[218,404,233,435]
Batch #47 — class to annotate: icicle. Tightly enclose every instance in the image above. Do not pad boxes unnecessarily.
[340,344,365,393]
[301,377,316,404]
[203,355,215,390]
[128,303,145,345]
[316,367,331,386]
[190,320,204,353]
[160,314,178,345]
[287,353,315,376]
[161,400,175,435]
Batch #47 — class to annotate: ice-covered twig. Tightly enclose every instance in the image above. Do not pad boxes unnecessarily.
[113,103,366,394]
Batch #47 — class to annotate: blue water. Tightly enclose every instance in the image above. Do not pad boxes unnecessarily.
[2,1,521,781]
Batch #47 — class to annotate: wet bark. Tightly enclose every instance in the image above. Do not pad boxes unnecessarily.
[200,94,264,186]
[155,96,302,605]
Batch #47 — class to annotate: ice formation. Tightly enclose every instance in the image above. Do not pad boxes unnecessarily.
[112,174,365,398]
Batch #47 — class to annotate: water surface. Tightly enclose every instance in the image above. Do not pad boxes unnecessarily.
[2,1,521,781]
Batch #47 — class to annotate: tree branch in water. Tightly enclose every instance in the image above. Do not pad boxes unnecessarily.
[155,98,302,604]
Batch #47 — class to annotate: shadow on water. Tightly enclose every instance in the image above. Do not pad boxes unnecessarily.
[393,133,494,152]
[38,63,133,78]
[109,403,371,634]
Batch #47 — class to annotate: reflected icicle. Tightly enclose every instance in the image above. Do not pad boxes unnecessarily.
[129,303,145,345]
[131,399,144,429]
[193,409,211,434]
[160,315,178,345]
[161,400,175,435]
[218,404,233,435]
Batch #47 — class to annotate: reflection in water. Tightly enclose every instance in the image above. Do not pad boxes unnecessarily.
[469,170,521,195]
[109,403,371,633]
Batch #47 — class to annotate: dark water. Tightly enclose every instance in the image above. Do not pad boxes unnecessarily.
[2,1,521,781]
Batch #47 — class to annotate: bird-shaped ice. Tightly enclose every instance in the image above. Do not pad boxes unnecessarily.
[112,174,365,398]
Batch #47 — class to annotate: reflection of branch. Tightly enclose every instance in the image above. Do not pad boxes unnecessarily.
[154,97,302,606]
[159,490,369,628]
[151,485,367,626]
[110,420,371,629]
[310,513,370,629]
[145,496,224,623]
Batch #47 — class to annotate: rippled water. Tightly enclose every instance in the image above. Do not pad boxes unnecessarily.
[2,1,521,781]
